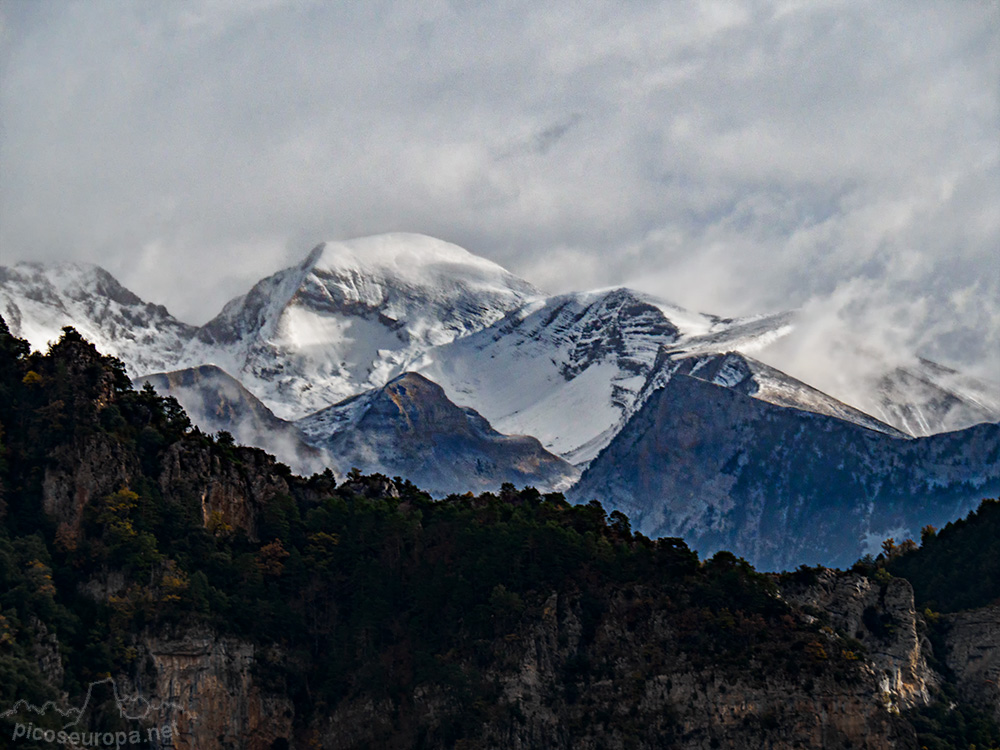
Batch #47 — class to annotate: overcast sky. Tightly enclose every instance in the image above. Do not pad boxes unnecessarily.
[1,0,998,379]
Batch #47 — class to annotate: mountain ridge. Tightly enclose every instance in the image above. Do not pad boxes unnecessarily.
[134,364,330,476]
[569,372,1000,570]
[3,234,998,482]
[181,233,540,418]
[296,371,580,496]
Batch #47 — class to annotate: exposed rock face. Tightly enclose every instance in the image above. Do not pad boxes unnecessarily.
[141,630,294,750]
[478,591,905,750]
[158,442,292,541]
[781,570,939,712]
[308,588,916,749]
[29,617,66,692]
[42,433,138,536]
[17,574,934,749]
[36,392,293,546]
[944,605,1000,721]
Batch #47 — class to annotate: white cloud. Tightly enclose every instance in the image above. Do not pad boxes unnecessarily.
[0,0,996,381]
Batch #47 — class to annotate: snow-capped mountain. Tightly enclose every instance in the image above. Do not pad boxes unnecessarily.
[568,372,1000,571]
[0,262,194,376]
[182,233,538,419]
[863,358,1000,437]
[3,233,996,482]
[4,235,997,571]
[135,365,330,476]
[296,372,578,496]
[750,328,1000,439]
[633,349,907,438]
[414,288,801,464]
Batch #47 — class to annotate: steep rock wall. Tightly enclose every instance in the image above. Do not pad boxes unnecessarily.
[158,442,292,541]
[309,589,916,749]
[781,570,939,712]
[139,629,295,750]
[42,433,138,536]
[944,605,1000,721]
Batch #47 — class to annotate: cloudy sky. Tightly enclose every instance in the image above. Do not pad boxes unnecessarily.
[1,0,998,381]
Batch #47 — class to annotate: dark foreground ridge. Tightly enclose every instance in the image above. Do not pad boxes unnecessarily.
[0,319,997,749]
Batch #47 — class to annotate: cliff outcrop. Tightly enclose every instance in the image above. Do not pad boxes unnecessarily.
[139,629,295,750]
[780,569,939,712]
[123,586,917,750]
[157,441,292,542]
[943,605,1000,722]
[42,432,139,536]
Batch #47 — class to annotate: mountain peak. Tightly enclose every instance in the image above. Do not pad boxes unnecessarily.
[307,232,503,268]
[298,233,539,301]
[1,261,142,307]
[296,371,579,496]
[188,234,539,418]
[0,260,194,376]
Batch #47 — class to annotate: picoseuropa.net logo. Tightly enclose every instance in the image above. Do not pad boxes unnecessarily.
[2,677,185,748]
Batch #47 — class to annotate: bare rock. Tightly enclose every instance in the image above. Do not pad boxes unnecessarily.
[943,604,1000,721]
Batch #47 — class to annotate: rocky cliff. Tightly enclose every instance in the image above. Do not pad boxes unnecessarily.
[157,440,293,543]
[138,629,295,750]
[943,605,1000,722]
[62,580,924,749]
[780,569,939,712]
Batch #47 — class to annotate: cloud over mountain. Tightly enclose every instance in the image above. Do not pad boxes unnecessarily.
[0,0,995,382]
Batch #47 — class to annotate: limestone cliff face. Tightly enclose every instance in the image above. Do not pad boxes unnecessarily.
[478,590,914,750]
[42,433,138,536]
[780,570,939,712]
[136,629,295,750]
[943,605,1000,721]
[305,588,916,750]
[157,442,292,541]
[29,617,66,692]
[39,425,292,545]
[28,579,928,749]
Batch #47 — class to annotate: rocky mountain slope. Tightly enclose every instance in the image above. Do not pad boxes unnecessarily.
[568,372,1000,571]
[0,261,194,376]
[134,365,329,476]
[412,288,900,465]
[3,234,997,511]
[296,372,578,496]
[416,288,791,464]
[5,236,997,450]
[866,357,1000,437]
[632,348,908,438]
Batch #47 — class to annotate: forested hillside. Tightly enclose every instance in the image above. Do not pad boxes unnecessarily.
[0,317,996,749]
[887,500,1000,613]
